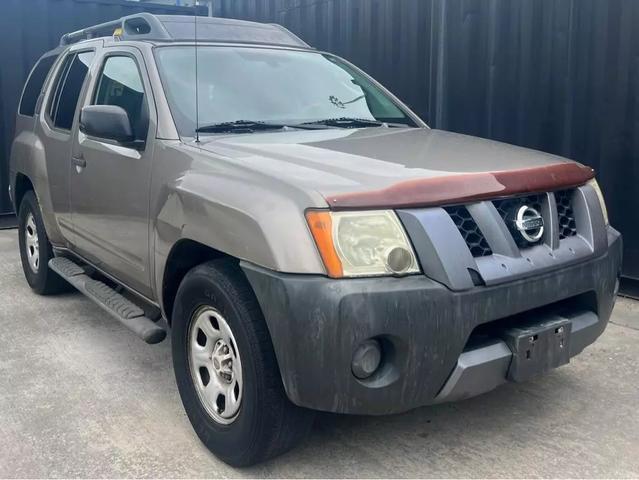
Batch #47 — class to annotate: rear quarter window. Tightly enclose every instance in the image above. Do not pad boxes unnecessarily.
[47,51,95,130]
[19,55,58,117]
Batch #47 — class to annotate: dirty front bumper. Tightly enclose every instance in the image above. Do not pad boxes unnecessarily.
[241,229,621,415]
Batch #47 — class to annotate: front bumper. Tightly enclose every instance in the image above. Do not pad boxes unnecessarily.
[241,229,621,415]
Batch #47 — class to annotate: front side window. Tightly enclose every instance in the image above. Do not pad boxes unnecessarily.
[154,46,415,136]
[48,51,95,130]
[93,56,148,142]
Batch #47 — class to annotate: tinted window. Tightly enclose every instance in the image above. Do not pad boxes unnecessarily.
[19,54,58,117]
[52,52,95,130]
[47,54,74,122]
[94,56,148,141]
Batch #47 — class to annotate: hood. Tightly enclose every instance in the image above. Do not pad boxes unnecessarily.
[197,127,594,209]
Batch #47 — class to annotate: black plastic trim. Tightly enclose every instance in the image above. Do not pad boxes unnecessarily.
[241,230,621,415]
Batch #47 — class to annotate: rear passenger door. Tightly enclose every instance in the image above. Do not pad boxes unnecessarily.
[69,48,156,298]
[38,48,95,242]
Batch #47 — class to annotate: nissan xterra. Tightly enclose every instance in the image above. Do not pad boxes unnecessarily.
[10,14,621,466]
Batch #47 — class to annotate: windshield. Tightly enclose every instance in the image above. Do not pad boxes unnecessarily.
[154,46,416,135]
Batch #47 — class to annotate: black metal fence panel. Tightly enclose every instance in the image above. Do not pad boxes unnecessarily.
[216,0,639,280]
[2,0,637,279]
[0,0,202,218]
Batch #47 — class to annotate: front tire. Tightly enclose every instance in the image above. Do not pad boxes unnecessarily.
[172,259,314,467]
[18,191,69,295]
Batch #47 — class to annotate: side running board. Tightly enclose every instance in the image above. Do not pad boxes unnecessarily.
[49,257,166,344]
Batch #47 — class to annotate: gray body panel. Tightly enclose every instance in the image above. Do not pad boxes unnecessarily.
[68,45,157,297]
[149,140,328,300]
[195,126,572,201]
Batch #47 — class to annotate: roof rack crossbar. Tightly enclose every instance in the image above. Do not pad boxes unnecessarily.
[59,13,311,49]
[60,19,121,46]
[59,13,171,46]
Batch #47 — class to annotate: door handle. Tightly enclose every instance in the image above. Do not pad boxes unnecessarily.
[72,155,86,169]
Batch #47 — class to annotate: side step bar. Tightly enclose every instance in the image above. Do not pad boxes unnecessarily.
[49,257,166,344]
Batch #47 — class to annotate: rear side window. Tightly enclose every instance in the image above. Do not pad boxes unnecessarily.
[94,55,148,141]
[47,55,74,123]
[19,55,58,117]
[48,51,95,130]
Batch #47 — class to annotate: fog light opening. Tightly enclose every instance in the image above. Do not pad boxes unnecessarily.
[351,339,382,379]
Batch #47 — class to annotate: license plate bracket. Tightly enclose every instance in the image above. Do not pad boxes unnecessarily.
[501,317,572,382]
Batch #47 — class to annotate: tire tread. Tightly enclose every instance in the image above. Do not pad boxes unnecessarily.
[172,259,314,467]
[18,191,70,295]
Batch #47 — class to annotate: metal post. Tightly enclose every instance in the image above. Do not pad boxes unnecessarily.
[195,0,214,16]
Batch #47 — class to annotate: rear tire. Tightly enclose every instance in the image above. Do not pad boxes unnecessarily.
[171,259,314,467]
[18,191,69,295]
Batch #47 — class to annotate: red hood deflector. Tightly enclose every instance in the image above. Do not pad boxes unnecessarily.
[324,162,595,210]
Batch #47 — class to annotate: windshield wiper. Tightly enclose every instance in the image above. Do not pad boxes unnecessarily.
[299,117,408,128]
[196,120,326,134]
[196,118,409,134]
[300,117,382,128]
[196,120,290,134]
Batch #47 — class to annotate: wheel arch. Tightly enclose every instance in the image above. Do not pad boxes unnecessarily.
[13,172,35,213]
[161,238,233,326]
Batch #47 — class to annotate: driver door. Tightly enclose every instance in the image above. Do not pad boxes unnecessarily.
[70,48,156,298]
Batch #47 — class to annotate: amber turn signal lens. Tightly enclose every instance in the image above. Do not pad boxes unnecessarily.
[305,210,344,278]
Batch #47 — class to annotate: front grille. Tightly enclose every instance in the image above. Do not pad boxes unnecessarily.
[445,206,493,257]
[492,194,544,224]
[492,193,545,248]
[444,190,579,258]
[555,190,577,239]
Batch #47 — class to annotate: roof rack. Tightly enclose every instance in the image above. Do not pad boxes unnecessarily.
[59,13,311,49]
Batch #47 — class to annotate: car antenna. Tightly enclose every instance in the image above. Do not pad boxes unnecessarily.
[194,9,200,143]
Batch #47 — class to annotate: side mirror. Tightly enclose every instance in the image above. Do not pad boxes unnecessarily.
[79,105,135,145]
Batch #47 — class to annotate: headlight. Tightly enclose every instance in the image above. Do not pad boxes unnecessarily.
[306,210,420,278]
[588,179,608,225]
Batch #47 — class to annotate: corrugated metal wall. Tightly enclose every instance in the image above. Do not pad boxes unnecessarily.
[216,0,639,280]
[0,0,203,219]
[1,0,637,279]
